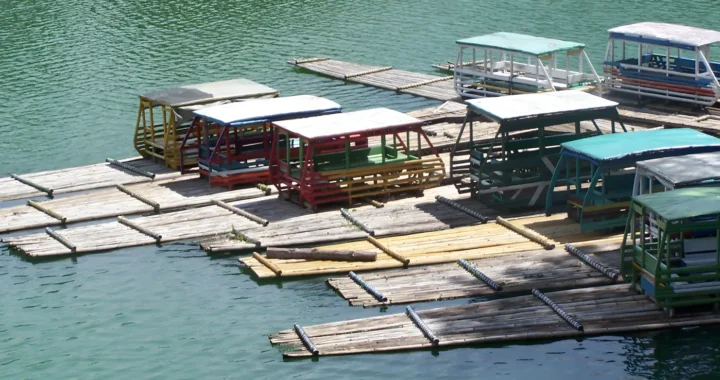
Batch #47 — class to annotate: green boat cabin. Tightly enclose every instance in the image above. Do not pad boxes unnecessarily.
[621,187,720,314]
[450,91,626,209]
[545,128,720,232]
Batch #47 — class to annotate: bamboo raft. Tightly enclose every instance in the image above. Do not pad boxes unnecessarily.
[0,157,179,203]
[291,57,720,134]
[203,184,493,253]
[328,246,621,307]
[0,176,270,234]
[1,194,281,258]
[270,283,720,357]
[240,212,623,279]
[289,58,459,101]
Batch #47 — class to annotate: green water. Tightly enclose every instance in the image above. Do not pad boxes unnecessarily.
[2,0,720,378]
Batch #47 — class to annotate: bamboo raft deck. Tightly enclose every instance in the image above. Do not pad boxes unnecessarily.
[0,193,284,258]
[240,212,624,279]
[328,247,621,307]
[202,184,494,253]
[0,176,270,234]
[291,57,720,134]
[271,283,720,358]
[0,157,180,203]
[289,58,459,101]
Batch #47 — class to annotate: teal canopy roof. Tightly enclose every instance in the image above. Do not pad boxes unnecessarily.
[633,187,720,221]
[456,32,585,56]
[560,128,720,165]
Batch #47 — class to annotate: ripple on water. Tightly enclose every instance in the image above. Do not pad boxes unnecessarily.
[2,0,720,379]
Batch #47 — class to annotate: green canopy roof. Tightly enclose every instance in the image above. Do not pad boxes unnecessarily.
[633,187,720,221]
[561,128,720,164]
[456,32,585,56]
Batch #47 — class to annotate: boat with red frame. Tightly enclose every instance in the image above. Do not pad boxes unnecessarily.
[179,95,342,188]
[269,108,446,210]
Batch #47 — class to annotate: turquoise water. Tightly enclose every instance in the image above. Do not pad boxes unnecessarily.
[2,0,720,378]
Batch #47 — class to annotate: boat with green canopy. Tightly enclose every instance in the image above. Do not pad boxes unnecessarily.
[545,128,720,232]
[621,187,720,315]
[450,91,626,209]
[453,32,601,98]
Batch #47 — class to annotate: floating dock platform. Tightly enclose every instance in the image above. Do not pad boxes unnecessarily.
[0,157,179,203]
[328,246,621,307]
[240,212,622,279]
[271,284,720,358]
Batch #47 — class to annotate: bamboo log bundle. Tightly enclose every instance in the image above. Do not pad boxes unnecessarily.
[1,196,273,257]
[269,284,720,358]
[0,176,269,234]
[328,248,622,307]
[204,184,492,253]
[240,213,626,279]
[265,248,377,262]
[0,157,180,203]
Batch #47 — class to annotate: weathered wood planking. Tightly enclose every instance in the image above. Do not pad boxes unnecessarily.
[0,176,269,234]
[240,213,623,278]
[289,58,459,101]
[1,196,285,258]
[203,184,493,253]
[271,284,720,357]
[328,248,621,307]
[0,157,180,203]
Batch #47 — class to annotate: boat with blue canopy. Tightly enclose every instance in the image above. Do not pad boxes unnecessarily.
[180,95,342,188]
[621,187,720,315]
[453,32,601,99]
[544,128,720,232]
[603,22,720,106]
[449,91,625,209]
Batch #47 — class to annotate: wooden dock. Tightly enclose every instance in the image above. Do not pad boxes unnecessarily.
[328,247,620,307]
[290,57,720,135]
[0,157,180,203]
[0,176,270,234]
[240,212,623,279]
[1,193,283,258]
[270,284,720,358]
[202,184,493,253]
[289,58,459,101]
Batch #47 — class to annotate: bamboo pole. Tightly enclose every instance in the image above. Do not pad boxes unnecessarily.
[27,200,66,223]
[496,216,555,249]
[367,236,410,266]
[252,253,282,276]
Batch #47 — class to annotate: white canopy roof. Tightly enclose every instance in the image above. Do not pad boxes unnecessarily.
[140,78,278,107]
[466,91,618,121]
[637,151,720,187]
[273,108,422,139]
[193,95,341,125]
[609,22,720,48]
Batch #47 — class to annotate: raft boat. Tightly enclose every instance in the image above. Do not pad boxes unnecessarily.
[270,108,446,210]
[450,91,625,209]
[179,95,342,188]
[453,32,601,98]
[603,22,720,106]
[133,78,278,169]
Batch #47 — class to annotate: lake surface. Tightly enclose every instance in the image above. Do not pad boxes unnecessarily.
[2,0,720,378]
